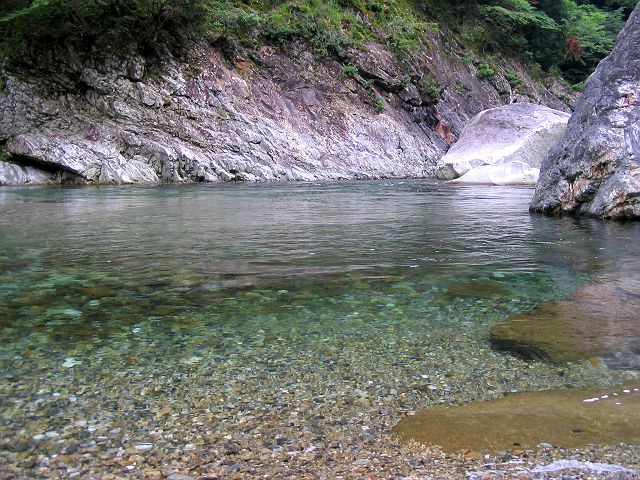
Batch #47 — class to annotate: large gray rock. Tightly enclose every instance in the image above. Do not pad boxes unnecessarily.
[435,103,570,185]
[530,5,640,219]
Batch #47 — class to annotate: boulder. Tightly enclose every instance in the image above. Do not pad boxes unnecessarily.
[450,161,539,185]
[490,264,640,369]
[530,5,640,219]
[435,103,570,185]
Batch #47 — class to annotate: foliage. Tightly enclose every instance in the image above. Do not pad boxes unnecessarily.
[505,70,523,88]
[0,0,631,83]
[0,0,211,58]
[477,63,495,78]
[418,73,440,102]
[341,63,359,77]
[456,0,629,82]
[262,0,369,56]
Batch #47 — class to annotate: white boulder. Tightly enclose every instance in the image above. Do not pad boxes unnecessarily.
[435,103,570,185]
[450,161,539,185]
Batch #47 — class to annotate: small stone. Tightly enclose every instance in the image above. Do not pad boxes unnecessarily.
[12,441,31,452]
[62,444,80,454]
[61,358,81,368]
[135,443,154,451]
[225,463,241,474]
[143,469,162,480]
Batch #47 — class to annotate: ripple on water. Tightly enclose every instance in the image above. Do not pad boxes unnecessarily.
[0,181,639,476]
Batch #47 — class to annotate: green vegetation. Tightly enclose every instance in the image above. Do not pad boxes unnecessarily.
[418,73,440,103]
[0,0,433,61]
[341,63,359,78]
[505,70,523,88]
[0,0,632,82]
[477,63,495,78]
[450,0,633,82]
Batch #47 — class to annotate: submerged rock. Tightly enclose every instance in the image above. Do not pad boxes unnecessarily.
[434,103,569,185]
[394,383,640,454]
[490,267,640,367]
[443,279,511,299]
[530,5,640,219]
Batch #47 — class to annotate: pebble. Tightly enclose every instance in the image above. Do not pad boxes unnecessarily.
[134,443,154,451]
[1,258,637,479]
[61,358,81,368]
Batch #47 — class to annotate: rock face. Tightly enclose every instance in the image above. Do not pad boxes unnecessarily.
[434,103,570,185]
[394,383,640,454]
[530,5,640,219]
[0,36,572,186]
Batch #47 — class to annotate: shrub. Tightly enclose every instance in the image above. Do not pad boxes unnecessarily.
[477,63,495,78]
[418,73,440,103]
[0,0,211,59]
[341,63,359,77]
[571,81,585,92]
[462,53,476,65]
[505,70,523,88]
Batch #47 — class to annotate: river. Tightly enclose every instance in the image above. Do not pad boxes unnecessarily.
[0,180,638,478]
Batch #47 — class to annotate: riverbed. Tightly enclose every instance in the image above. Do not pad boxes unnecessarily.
[0,180,638,479]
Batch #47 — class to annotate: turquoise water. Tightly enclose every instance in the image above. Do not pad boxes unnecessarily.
[0,180,639,475]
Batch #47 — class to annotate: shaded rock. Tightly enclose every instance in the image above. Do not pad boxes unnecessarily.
[530,5,640,219]
[435,103,569,185]
[394,383,640,454]
[490,267,640,367]
[0,160,58,185]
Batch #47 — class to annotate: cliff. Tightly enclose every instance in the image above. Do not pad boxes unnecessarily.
[530,4,640,219]
[0,23,580,184]
[0,28,573,185]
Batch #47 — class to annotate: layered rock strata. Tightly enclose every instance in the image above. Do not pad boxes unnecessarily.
[530,5,640,219]
[0,37,572,186]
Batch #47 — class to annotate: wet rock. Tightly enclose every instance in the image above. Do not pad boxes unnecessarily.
[443,279,511,299]
[435,103,569,184]
[531,5,640,219]
[490,266,640,367]
[394,383,640,454]
[166,474,195,480]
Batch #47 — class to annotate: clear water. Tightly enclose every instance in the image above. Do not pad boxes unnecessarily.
[0,180,638,470]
